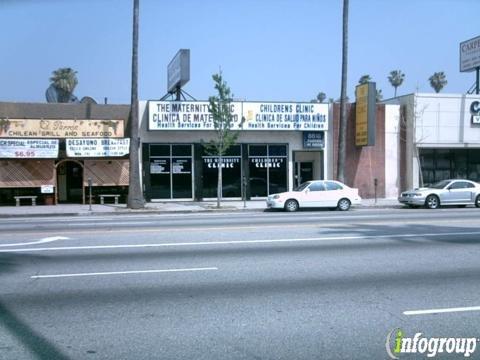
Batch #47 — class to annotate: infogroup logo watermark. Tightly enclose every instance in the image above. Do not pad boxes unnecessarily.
[386,328,479,358]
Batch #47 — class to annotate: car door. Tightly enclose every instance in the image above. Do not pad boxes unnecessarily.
[443,181,473,203]
[303,181,326,207]
[323,181,345,207]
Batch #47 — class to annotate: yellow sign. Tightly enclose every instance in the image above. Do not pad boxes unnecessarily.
[355,84,369,146]
[0,119,124,138]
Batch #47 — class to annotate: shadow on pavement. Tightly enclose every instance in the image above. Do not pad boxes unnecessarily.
[0,300,70,360]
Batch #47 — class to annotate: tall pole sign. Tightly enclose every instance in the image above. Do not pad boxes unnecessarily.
[355,82,376,146]
[460,35,480,94]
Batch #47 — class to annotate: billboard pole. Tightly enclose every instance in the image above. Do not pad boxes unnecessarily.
[476,67,479,95]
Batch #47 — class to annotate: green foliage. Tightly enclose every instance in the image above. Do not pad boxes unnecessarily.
[388,70,405,96]
[310,92,326,103]
[358,74,371,84]
[49,67,78,102]
[429,71,447,93]
[204,72,243,156]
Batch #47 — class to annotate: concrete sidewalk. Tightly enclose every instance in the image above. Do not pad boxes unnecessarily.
[0,198,401,218]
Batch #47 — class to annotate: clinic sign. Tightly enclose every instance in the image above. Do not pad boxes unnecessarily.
[149,101,242,130]
[66,138,130,157]
[0,139,59,158]
[148,101,328,131]
[460,35,480,72]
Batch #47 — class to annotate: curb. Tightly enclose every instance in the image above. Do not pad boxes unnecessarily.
[0,204,404,218]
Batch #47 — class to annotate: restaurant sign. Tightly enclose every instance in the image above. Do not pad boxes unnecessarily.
[0,139,59,158]
[0,119,124,138]
[66,138,130,157]
[148,101,329,131]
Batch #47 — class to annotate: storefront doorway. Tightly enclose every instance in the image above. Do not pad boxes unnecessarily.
[56,160,84,203]
[148,144,194,200]
[294,162,313,188]
[293,151,324,188]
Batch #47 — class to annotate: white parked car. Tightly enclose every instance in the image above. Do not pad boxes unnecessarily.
[398,179,480,209]
[266,180,362,212]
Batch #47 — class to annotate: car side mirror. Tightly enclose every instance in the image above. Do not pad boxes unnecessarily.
[305,188,310,193]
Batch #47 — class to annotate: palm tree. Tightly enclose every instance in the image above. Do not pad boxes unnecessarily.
[49,67,78,102]
[337,0,349,183]
[358,74,371,85]
[127,0,144,209]
[429,72,447,93]
[316,92,326,103]
[388,70,405,97]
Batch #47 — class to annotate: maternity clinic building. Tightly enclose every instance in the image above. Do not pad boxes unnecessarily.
[139,100,330,201]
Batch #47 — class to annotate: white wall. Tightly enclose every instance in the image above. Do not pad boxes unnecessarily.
[384,104,400,197]
[414,93,480,146]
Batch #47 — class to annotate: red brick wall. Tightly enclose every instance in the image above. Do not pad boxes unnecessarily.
[332,103,386,199]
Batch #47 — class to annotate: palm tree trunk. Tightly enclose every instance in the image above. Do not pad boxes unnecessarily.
[337,0,349,183]
[394,87,397,97]
[127,0,144,209]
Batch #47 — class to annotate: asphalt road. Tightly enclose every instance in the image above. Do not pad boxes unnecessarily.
[1,207,480,359]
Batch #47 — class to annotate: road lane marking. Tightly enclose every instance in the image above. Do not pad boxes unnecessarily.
[2,230,480,253]
[404,306,480,316]
[0,236,70,247]
[31,267,218,279]
[1,217,479,237]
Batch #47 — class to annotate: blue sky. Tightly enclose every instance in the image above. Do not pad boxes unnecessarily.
[1,0,478,104]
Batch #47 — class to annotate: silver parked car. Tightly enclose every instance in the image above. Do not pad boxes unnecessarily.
[398,179,480,209]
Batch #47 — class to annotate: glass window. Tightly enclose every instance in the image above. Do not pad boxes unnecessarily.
[172,158,192,198]
[268,157,287,194]
[268,145,287,156]
[150,145,170,157]
[325,181,343,190]
[249,145,267,156]
[309,182,325,192]
[249,159,268,197]
[172,145,192,156]
[202,156,242,198]
[149,159,171,198]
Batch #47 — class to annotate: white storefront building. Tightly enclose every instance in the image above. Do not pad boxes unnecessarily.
[138,100,332,201]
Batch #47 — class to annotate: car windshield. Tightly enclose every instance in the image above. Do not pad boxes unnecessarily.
[294,182,311,192]
[429,180,451,189]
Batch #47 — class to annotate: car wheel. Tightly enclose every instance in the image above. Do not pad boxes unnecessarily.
[425,195,440,209]
[475,195,480,208]
[284,199,299,212]
[337,198,351,211]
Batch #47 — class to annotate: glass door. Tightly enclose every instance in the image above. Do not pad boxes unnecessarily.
[294,162,313,187]
[148,144,193,199]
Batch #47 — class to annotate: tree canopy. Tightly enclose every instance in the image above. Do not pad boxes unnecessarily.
[429,72,447,93]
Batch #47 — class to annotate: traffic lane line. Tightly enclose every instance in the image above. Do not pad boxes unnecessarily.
[2,230,480,253]
[404,306,480,316]
[1,218,480,238]
[31,267,219,279]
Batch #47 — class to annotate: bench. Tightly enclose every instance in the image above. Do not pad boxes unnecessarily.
[14,196,37,206]
[99,194,120,205]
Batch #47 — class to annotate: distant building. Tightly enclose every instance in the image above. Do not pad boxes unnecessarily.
[384,93,480,191]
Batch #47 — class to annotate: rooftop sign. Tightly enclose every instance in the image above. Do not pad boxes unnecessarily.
[460,35,480,72]
[167,49,190,93]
